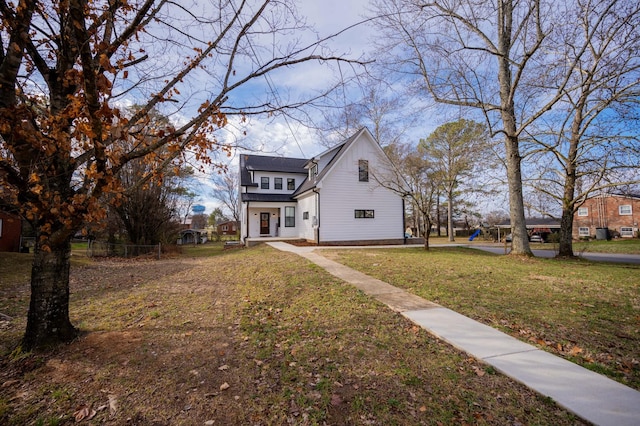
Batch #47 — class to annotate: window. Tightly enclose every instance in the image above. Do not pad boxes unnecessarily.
[358,160,369,182]
[0,218,3,237]
[287,178,295,190]
[303,211,309,220]
[578,227,590,237]
[285,206,295,227]
[261,177,269,189]
[221,225,228,231]
[619,205,632,215]
[309,164,318,180]
[274,177,282,190]
[577,207,588,216]
[620,227,634,237]
[354,209,375,218]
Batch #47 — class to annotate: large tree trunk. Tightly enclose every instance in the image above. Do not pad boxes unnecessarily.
[558,205,575,257]
[557,95,585,258]
[504,134,531,255]
[422,213,431,250]
[497,0,532,256]
[22,234,78,350]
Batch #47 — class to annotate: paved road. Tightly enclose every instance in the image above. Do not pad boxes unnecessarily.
[469,245,640,265]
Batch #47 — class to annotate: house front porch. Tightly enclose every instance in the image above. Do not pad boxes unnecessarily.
[244,236,312,247]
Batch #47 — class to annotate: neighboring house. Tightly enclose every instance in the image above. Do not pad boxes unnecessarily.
[496,218,561,242]
[217,220,239,236]
[573,194,640,239]
[0,210,22,252]
[239,128,405,245]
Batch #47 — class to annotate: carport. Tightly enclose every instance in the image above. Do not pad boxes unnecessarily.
[495,218,561,242]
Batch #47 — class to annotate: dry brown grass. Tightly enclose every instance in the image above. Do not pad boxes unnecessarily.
[0,246,586,425]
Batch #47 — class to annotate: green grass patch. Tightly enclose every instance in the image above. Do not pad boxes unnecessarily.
[572,238,640,254]
[323,246,640,390]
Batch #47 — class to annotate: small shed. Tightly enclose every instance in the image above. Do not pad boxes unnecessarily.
[178,229,207,245]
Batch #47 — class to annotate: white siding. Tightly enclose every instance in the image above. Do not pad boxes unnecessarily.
[318,132,404,242]
[245,171,305,195]
[297,193,318,241]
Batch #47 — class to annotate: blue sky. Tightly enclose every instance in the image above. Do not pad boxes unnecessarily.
[193,0,379,213]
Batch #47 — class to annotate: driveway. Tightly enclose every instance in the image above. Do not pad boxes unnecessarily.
[469,245,640,265]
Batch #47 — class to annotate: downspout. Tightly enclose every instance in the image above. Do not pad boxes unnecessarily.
[402,198,406,244]
[245,201,250,243]
[313,188,320,245]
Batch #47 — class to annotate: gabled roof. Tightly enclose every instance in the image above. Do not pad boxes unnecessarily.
[293,128,368,197]
[239,154,307,187]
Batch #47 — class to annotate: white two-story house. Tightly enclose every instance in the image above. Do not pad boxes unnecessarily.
[239,128,405,245]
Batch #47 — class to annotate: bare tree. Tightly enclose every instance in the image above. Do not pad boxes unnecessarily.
[0,0,362,350]
[524,0,640,257]
[374,0,640,256]
[316,76,416,148]
[210,170,240,222]
[378,142,441,249]
[372,0,581,255]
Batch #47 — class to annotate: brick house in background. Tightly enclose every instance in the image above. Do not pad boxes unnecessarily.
[217,220,239,236]
[573,194,640,239]
[0,210,22,252]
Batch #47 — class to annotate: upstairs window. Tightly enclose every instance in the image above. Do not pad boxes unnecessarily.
[287,178,295,190]
[261,177,269,189]
[619,205,632,215]
[359,160,369,182]
[309,164,318,180]
[274,177,283,190]
[577,207,588,216]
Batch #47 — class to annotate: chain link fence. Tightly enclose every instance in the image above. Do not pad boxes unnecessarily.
[87,240,162,259]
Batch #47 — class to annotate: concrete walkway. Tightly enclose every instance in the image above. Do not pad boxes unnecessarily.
[267,241,640,426]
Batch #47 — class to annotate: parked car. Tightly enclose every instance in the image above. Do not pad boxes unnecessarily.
[529,234,544,243]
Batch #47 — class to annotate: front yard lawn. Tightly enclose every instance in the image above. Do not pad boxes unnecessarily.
[322,246,640,391]
[0,246,589,425]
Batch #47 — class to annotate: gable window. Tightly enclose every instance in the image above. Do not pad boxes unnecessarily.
[285,206,295,227]
[577,207,588,216]
[261,177,269,189]
[620,227,634,237]
[287,178,295,190]
[274,177,283,190]
[578,227,590,237]
[355,209,374,218]
[303,211,309,220]
[358,160,369,182]
[309,164,318,180]
[619,205,632,215]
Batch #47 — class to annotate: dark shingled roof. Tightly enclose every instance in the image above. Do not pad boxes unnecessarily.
[241,193,296,202]
[496,218,561,228]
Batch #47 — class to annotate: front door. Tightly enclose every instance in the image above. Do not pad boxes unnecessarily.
[260,212,270,235]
